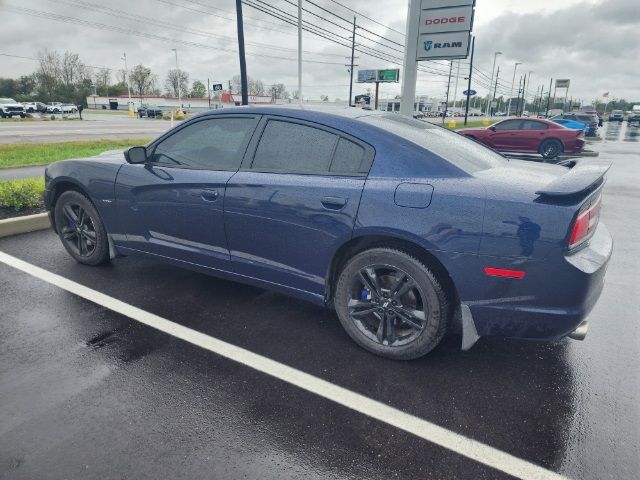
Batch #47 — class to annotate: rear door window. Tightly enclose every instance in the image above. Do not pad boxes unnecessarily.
[252,120,338,173]
[521,120,548,130]
[494,120,522,130]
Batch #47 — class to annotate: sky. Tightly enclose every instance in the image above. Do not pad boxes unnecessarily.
[1,0,639,105]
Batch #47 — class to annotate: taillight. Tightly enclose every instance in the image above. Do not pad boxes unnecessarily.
[569,195,601,249]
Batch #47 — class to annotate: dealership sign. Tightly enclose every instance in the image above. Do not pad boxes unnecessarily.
[463,89,477,96]
[555,79,571,88]
[416,0,475,61]
[419,5,474,34]
[417,31,471,60]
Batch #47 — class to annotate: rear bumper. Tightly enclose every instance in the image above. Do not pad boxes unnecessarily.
[458,223,612,341]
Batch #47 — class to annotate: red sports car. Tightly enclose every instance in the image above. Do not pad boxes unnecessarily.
[458,118,585,160]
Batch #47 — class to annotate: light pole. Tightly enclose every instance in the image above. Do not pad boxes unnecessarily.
[486,51,502,116]
[121,53,132,114]
[525,70,533,113]
[506,62,521,117]
[171,48,181,108]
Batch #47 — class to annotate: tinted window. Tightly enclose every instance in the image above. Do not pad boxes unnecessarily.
[360,114,505,173]
[152,117,256,170]
[329,138,366,174]
[252,120,338,173]
[494,120,522,130]
[521,120,548,130]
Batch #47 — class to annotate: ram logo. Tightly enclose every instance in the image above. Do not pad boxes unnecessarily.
[423,41,463,51]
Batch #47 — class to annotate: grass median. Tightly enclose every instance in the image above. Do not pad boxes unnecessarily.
[0,139,150,170]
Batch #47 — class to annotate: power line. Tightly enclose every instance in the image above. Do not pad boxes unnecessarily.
[325,0,406,37]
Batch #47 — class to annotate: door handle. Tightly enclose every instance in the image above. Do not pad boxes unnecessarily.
[321,196,347,210]
[201,189,220,202]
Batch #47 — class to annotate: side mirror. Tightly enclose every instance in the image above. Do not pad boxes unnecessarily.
[125,146,147,164]
[488,126,496,131]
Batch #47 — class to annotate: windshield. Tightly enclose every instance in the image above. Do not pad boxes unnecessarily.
[359,113,506,173]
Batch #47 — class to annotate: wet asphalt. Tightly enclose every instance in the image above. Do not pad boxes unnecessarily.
[0,122,639,480]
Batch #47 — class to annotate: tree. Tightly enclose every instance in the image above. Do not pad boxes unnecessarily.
[268,83,289,100]
[320,94,329,102]
[129,64,154,99]
[190,80,207,98]
[95,68,111,96]
[36,48,61,102]
[165,68,189,98]
[232,75,266,96]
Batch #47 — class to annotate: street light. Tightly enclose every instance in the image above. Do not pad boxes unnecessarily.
[171,48,181,107]
[506,62,521,117]
[525,70,533,112]
[486,51,502,116]
[121,53,132,114]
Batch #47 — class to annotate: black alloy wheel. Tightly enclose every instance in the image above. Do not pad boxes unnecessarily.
[55,190,109,265]
[334,248,449,360]
[540,139,563,159]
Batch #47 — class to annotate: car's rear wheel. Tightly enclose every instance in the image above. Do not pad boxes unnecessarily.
[54,190,109,266]
[334,248,449,360]
[540,138,563,159]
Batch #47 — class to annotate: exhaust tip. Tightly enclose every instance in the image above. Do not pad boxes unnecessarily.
[568,321,589,341]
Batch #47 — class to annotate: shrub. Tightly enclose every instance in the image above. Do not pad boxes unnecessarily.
[0,178,45,211]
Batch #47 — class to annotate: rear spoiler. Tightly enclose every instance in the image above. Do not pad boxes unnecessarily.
[536,162,611,196]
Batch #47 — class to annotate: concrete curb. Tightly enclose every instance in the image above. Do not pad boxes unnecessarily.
[0,212,50,239]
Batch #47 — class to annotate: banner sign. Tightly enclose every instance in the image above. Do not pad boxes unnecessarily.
[357,69,400,83]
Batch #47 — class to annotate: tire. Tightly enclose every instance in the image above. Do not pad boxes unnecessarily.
[540,138,563,159]
[54,190,110,266]
[334,248,450,360]
[0,112,5,118]
[20,113,26,118]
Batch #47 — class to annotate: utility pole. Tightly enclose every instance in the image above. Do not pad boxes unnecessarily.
[545,78,553,116]
[121,53,132,115]
[490,66,500,117]
[520,73,527,115]
[297,0,302,107]
[452,60,461,111]
[507,62,521,116]
[515,75,522,116]
[171,49,181,109]
[207,78,211,109]
[442,60,454,124]
[347,16,357,107]
[464,35,475,125]
[235,0,248,105]
[485,51,502,116]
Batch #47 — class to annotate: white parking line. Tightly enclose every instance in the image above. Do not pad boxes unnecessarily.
[0,250,567,480]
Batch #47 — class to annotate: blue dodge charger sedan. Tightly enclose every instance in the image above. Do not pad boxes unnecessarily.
[44,107,612,359]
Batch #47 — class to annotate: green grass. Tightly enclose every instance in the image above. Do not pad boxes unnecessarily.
[0,139,150,169]
[0,178,45,211]
[448,119,491,130]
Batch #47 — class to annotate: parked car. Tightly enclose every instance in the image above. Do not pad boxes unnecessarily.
[0,97,26,118]
[628,111,640,126]
[138,104,163,118]
[553,113,598,137]
[458,118,585,159]
[61,104,78,113]
[550,118,589,136]
[494,111,507,116]
[608,110,624,122]
[46,102,63,113]
[43,107,611,360]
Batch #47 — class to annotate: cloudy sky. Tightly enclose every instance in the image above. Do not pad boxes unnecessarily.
[1,0,639,104]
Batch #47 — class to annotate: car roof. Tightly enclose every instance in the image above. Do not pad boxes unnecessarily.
[192,105,386,123]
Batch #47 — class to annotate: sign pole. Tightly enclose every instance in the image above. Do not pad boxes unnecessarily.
[207,78,211,109]
[545,78,553,116]
[298,0,303,107]
[442,60,453,124]
[375,81,380,110]
[235,0,248,106]
[400,0,421,117]
[464,35,475,125]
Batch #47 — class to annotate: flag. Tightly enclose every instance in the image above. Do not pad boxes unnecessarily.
[602,92,609,98]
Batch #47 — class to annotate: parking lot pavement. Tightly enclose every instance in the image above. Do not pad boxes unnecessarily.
[0,122,638,479]
[0,112,179,144]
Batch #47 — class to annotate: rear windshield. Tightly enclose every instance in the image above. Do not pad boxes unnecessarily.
[359,113,505,173]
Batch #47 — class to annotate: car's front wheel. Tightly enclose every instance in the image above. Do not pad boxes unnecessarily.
[54,190,110,266]
[334,248,449,360]
[540,138,563,159]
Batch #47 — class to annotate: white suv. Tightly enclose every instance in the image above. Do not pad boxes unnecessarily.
[0,98,26,118]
